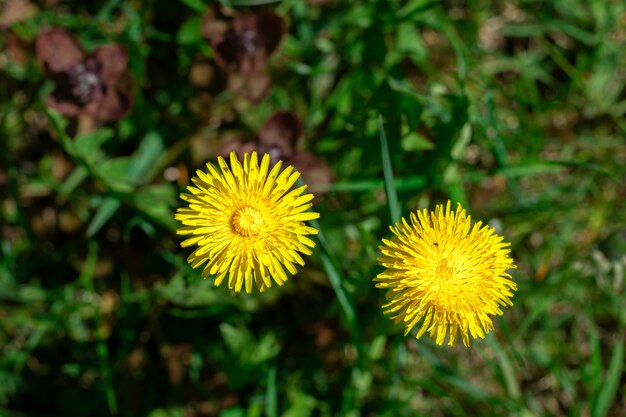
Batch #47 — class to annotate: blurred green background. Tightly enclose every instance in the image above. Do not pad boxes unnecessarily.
[2,0,626,416]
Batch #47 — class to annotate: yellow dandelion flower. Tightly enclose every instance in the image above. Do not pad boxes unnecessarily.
[375,201,517,347]
[175,152,319,293]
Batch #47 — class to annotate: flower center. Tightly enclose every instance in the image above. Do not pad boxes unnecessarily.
[435,258,456,280]
[231,206,264,237]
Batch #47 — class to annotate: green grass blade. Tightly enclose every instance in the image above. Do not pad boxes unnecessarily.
[309,217,356,334]
[485,336,521,400]
[80,242,118,415]
[592,333,625,417]
[378,115,401,224]
[265,366,278,417]
[298,173,356,334]
[311,176,426,193]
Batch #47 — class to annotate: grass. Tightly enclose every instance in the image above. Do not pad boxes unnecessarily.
[1,0,626,416]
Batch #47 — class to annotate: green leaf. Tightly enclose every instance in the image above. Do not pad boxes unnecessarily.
[220,324,280,366]
[283,388,316,417]
[59,165,89,196]
[127,132,164,183]
[132,184,178,231]
[177,15,202,46]
[395,22,427,62]
[86,196,121,237]
[73,128,115,162]
[96,157,134,193]
[219,408,246,417]
[401,132,434,151]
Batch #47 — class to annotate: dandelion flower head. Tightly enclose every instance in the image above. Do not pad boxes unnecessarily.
[375,201,517,347]
[175,152,319,293]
